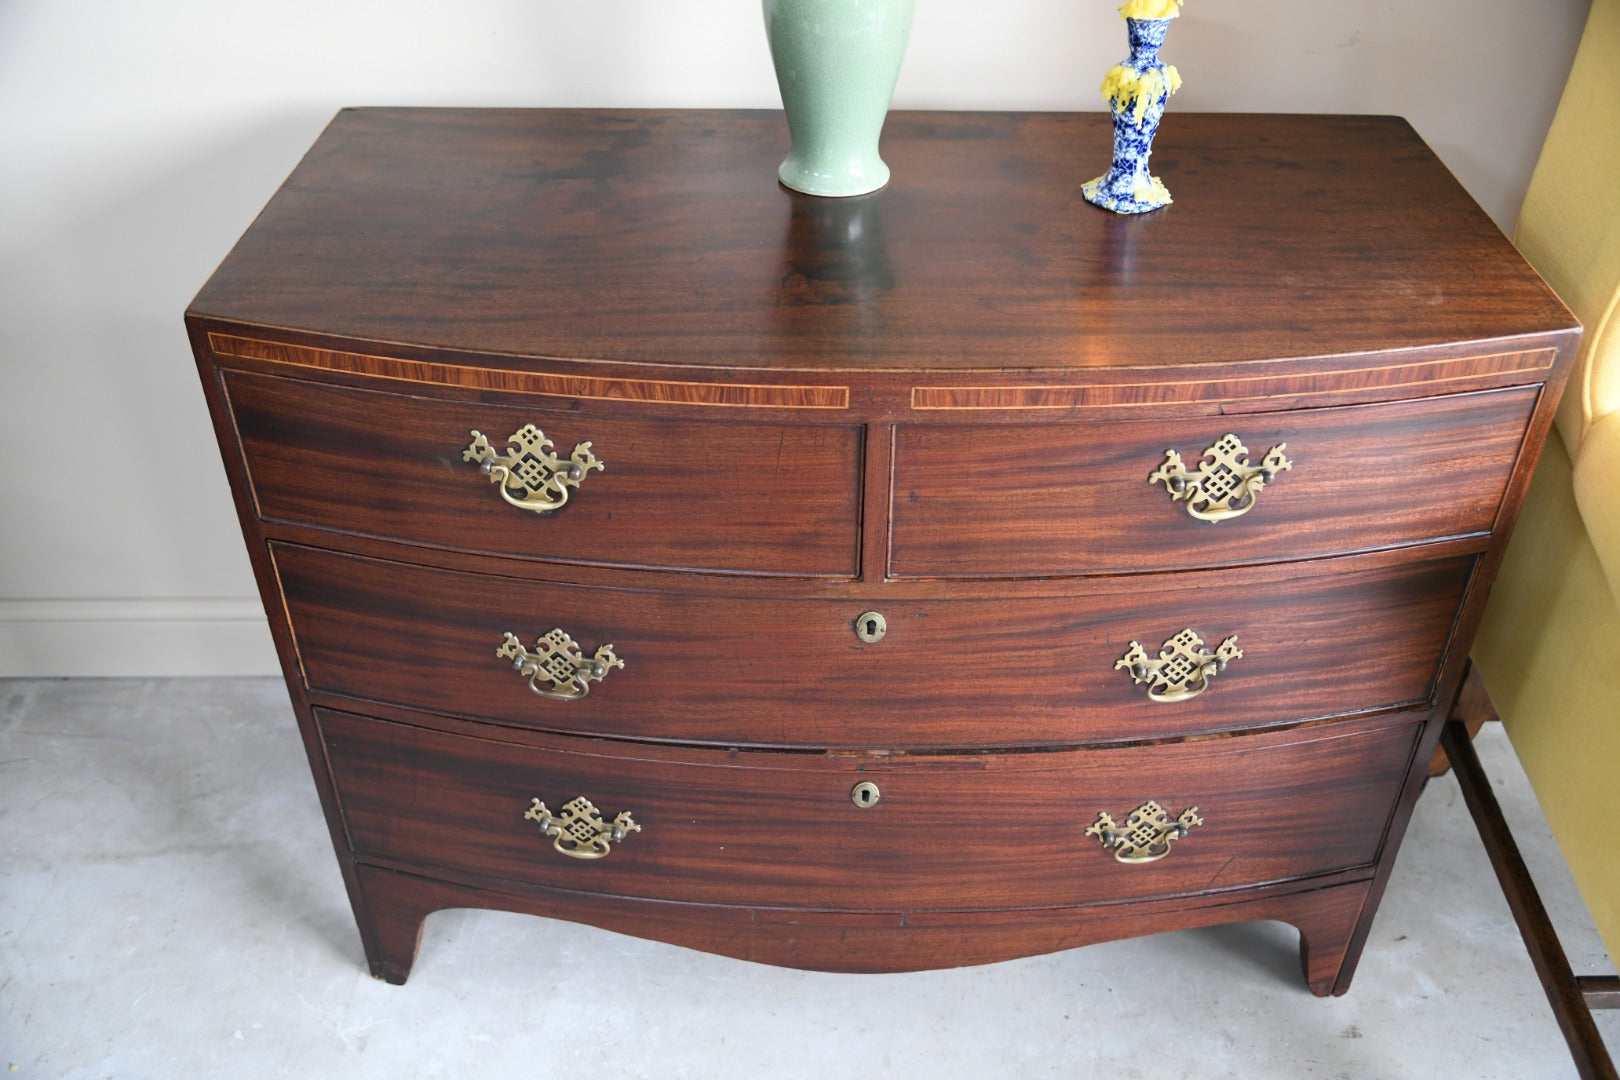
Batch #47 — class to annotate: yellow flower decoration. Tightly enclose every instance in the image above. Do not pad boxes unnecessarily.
[1099,64,1182,125]
[1119,0,1183,19]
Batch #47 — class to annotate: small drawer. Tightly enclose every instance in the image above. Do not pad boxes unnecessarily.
[318,708,1417,911]
[223,370,863,577]
[890,387,1537,577]
[277,542,1472,748]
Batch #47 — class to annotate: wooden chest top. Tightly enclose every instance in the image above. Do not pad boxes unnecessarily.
[188,108,1575,375]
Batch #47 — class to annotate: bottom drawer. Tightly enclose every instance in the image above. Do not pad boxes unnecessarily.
[319,709,1418,911]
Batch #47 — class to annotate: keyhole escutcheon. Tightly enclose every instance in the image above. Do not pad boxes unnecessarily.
[851,781,881,808]
[854,611,887,643]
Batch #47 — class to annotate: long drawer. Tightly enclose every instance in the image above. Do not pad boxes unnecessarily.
[319,708,1417,911]
[278,543,1472,748]
[890,387,1537,577]
[223,370,863,577]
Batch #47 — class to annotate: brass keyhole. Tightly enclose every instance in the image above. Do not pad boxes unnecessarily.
[851,781,881,808]
[854,611,887,644]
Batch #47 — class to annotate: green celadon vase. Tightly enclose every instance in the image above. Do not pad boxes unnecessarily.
[763,0,916,197]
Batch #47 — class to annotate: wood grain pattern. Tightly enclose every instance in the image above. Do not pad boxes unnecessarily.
[355,862,1374,992]
[320,707,1415,911]
[186,110,1575,373]
[909,349,1556,411]
[211,332,1551,415]
[210,333,851,409]
[226,370,863,577]
[891,387,1536,577]
[277,542,1472,748]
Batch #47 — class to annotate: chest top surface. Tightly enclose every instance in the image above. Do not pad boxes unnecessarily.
[189,108,1573,374]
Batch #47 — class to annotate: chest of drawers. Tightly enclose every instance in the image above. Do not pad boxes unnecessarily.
[188,109,1577,993]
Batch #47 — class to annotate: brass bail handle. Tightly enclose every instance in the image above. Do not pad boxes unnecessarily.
[525,796,640,860]
[1149,433,1291,523]
[1086,801,1203,864]
[463,424,603,514]
[498,630,623,701]
[1116,629,1241,703]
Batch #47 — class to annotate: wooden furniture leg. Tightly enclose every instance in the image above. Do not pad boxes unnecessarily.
[1426,664,1492,777]
[1441,707,1618,1080]
[1285,888,1369,998]
[356,865,434,986]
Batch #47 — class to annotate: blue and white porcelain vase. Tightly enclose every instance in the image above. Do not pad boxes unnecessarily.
[1083,12,1183,214]
[763,0,915,197]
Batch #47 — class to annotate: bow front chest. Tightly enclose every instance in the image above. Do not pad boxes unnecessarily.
[188,109,1576,992]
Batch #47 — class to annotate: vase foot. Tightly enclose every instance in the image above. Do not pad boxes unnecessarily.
[1083,172,1172,214]
[778,158,891,198]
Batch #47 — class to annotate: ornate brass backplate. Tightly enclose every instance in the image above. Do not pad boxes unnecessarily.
[525,795,640,860]
[1148,434,1292,522]
[498,630,623,701]
[1116,629,1241,703]
[1086,801,1203,863]
[463,424,603,513]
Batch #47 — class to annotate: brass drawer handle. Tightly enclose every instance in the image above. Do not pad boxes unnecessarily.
[1116,629,1241,703]
[498,630,623,701]
[463,424,603,514]
[1149,433,1291,522]
[525,796,640,860]
[1086,801,1203,864]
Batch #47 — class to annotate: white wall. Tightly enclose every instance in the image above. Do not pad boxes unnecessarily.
[0,0,1591,676]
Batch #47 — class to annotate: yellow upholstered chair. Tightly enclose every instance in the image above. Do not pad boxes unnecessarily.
[1463,0,1620,1062]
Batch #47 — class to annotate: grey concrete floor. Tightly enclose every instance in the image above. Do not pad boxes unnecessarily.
[2,678,1615,1079]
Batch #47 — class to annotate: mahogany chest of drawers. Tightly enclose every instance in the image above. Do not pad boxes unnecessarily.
[188,109,1577,993]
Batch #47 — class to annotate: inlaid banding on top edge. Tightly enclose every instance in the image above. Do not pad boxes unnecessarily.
[208,334,850,409]
[909,349,1557,411]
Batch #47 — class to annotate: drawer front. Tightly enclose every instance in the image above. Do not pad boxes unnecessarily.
[890,387,1536,577]
[279,543,1472,748]
[319,708,1417,911]
[223,370,862,577]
